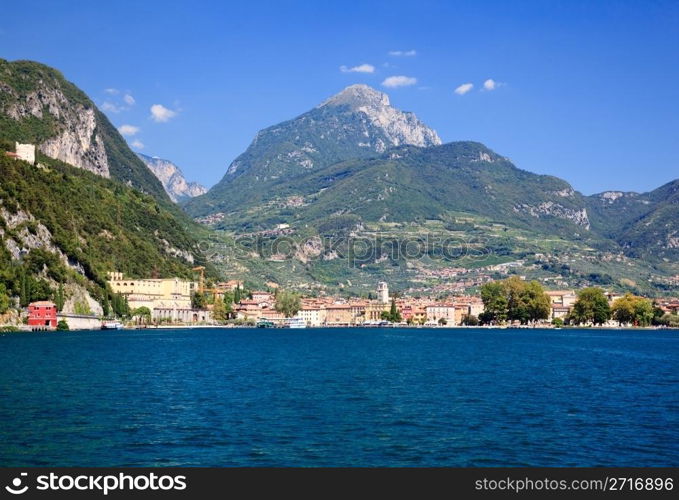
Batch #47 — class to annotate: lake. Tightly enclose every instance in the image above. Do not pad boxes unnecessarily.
[0,327,677,466]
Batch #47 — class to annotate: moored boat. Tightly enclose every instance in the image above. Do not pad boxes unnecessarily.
[101,320,124,330]
[283,317,307,329]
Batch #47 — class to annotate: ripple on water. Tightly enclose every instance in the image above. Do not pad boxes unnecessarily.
[0,327,677,466]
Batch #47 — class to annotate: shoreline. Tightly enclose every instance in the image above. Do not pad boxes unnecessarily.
[2,324,678,333]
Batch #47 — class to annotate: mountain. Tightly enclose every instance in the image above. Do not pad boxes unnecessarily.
[204,141,592,234]
[0,59,170,203]
[179,79,678,294]
[185,84,441,216]
[586,180,679,259]
[0,151,208,314]
[137,153,207,203]
[0,59,214,314]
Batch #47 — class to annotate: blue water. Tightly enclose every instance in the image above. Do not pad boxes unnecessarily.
[0,328,677,466]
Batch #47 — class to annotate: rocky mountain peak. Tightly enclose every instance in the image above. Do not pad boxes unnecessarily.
[136,153,207,203]
[319,84,390,110]
[318,84,441,148]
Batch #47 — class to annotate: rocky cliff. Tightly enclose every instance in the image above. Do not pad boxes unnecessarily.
[137,153,207,203]
[0,59,170,203]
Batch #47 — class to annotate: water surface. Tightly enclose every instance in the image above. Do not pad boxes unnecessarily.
[0,327,677,466]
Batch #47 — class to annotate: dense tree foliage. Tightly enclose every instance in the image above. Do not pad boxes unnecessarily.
[0,283,10,314]
[191,292,207,310]
[275,290,301,318]
[480,277,550,325]
[569,287,611,325]
[611,293,654,326]
[0,153,207,311]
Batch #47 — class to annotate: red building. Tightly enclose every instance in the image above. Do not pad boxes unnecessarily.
[28,301,58,329]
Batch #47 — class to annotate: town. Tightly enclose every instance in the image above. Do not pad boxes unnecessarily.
[6,269,679,332]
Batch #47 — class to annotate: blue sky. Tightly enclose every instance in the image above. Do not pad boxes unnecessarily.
[3,0,678,194]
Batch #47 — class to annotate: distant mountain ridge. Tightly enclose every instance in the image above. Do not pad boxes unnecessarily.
[137,153,207,203]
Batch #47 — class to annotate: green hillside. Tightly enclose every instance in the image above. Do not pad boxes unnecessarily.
[0,59,171,204]
[0,152,209,308]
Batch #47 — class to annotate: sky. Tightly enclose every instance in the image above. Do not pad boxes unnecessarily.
[2,0,678,194]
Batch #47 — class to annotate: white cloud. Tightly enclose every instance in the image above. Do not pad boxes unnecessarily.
[118,124,140,136]
[454,83,474,95]
[104,88,119,95]
[123,93,135,105]
[483,79,497,91]
[131,140,144,149]
[382,75,417,88]
[101,101,122,113]
[388,50,417,57]
[340,63,375,73]
[150,104,177,123]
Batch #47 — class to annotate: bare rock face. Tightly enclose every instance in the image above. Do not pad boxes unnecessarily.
[318,84,442,148]
[514,202,591,229]
[136,153,207,203]
[4,85,110,177]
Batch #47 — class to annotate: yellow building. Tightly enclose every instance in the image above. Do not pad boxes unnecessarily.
[107,272,205,323]
[297,305,327,327]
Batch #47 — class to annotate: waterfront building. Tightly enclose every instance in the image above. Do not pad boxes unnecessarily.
[325,304,353,325]
[297,300,327,327]
[545,290,577,319]
[425,304,457,325]
[107,272,208,323]
[27,301,57,329]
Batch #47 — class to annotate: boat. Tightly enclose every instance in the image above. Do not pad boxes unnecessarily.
[101,320,124,330]
[283,317,307,329]
[256,319,275,328]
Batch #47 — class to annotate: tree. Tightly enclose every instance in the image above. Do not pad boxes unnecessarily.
[19,270,30,308]
[480,278,549,325]
[380,299,402,323]
[504,276,530,324]
[611,293,636,326]
[389,299,402,323]
[462,314,479,326]
[0,283,10,314]
[611,293,653,326]
[275,290,301,318]
[552,317,564,327]
[480,281,508,324]
[212,299,228,323]
[657,312,679,328]
[132,306,152,324]
[633,298,654,327]
[234,286,242,304]
[570,287,611,326]
[111,292,130,318]
[192,291,207,310]
[56,319,69,331]
[651,301,666,326]
[438,317,447,326]
[54,283,65,312]
[101,293,110,317]
[523,280,551,323]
